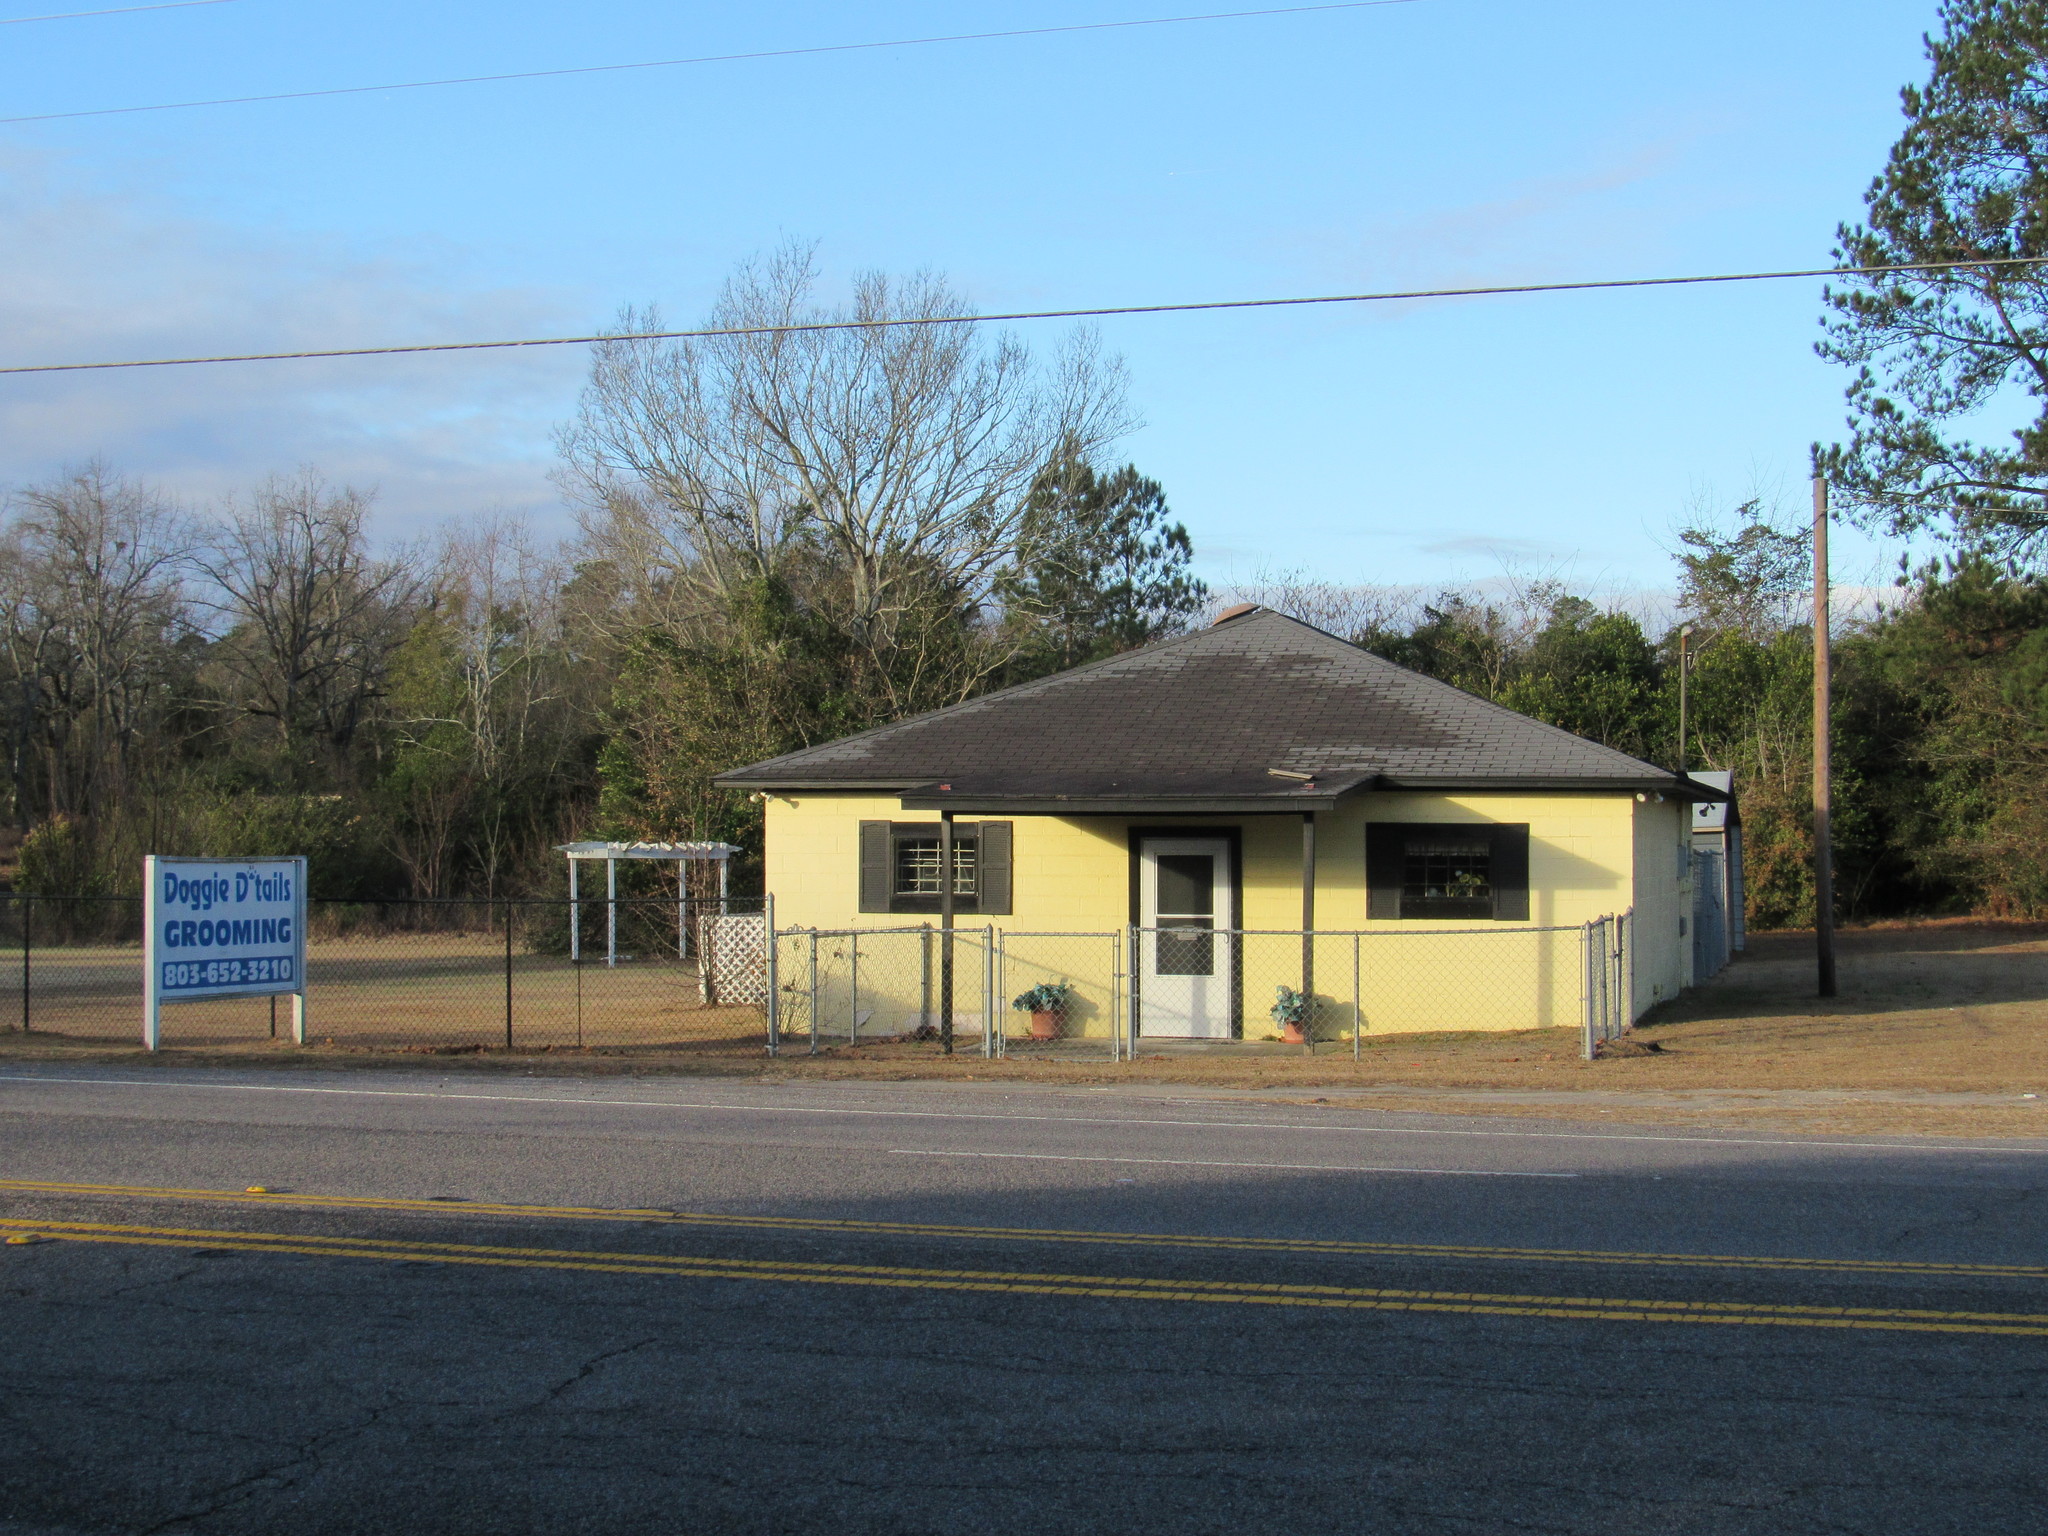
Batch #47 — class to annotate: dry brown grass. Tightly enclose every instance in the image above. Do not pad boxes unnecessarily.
[7,919,2047,1137]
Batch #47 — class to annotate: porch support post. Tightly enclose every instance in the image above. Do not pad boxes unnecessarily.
[1301,811,1316,1052]
[939,810,955,1056]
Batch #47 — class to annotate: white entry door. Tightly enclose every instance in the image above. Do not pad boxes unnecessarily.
[1138,837,1234,1039]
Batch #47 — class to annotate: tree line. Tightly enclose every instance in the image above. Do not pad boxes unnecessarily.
[10,432,2045,930]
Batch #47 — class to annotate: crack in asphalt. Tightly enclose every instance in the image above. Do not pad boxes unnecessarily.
[485,1337,663,1423]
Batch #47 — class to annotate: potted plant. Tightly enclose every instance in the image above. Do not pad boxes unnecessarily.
[1271,985,1312,1045]
[1012,982,1074,1041]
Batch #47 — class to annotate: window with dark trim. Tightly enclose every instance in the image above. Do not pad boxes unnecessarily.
[859,820,1012,915]
[893,832,977,904]
[1367,822,1530,921]
[1400,833,1493,919]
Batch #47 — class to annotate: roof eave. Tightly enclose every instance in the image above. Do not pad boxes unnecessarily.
[710,776,935,793]
[896,792,1357,814]
[1379,774,1727,802]
[724,772,1724,808]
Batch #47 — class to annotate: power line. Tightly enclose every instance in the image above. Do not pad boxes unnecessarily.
[2,256,2038,378]
[2,0,230,22]
[1,0,1421,125]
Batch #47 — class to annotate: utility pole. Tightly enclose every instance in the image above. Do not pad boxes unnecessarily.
[1812,474,1837,999]
[1676,623,1694,775]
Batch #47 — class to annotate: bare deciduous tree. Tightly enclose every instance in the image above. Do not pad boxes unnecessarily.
[1211,569,1423,644]
[0,463,194,837]
[387,516,590,896]
[560,244,1132,679]
[198,473,424,777]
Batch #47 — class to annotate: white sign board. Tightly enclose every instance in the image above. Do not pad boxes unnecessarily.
[143,855,307,1049]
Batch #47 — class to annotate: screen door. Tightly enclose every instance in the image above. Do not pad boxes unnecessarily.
[1137,836,1234,1038]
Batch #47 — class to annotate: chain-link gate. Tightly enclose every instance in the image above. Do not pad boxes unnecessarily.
[1581,909,1634,1059]
[993,931,1125,1060]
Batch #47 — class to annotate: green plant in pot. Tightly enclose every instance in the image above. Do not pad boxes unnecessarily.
[1271,985,1313,1045]
[1012,981,1074,1041]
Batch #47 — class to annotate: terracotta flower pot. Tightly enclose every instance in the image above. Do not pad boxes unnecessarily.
[1280,1021,1307,1045]
[1029,1009,1061,1040]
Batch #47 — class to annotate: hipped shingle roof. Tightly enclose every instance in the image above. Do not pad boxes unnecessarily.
[715,608,1709,810]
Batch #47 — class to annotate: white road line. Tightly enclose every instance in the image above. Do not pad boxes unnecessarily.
[2,1073,2044,1156]
[887,1149,1578,1176]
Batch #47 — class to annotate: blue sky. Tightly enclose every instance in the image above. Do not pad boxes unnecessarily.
[0,0,1953,600]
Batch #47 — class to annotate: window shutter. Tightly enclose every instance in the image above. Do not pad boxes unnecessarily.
[858,821,891,913]
[1492,824,1530,920]
[976,821,1013,915]
[1365,824,1403,920]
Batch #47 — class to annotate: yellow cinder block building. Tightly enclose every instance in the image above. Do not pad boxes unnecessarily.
[717,607,1720,1043]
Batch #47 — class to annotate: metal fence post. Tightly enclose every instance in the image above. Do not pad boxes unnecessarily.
[1602,917,1614,1044]
[983,926,996,1060]
[695,891,708,1004]
[503,898,514,1050]
[763,896,780,1057]
[1126,925,1139,1055]
[1621,908,1635,1035]
[920,923,933,1035]
[991,929,1005,1060]
[1598,916,1610,1042]
[848,932,860,1045]
[808,929,820,1055]
[1352,932,1362,1063]
[1597,925,1613,1048]
[1108,930,1121,1063]
[1581,920,1596,1060]
[19,894,28,1035]
[1594,916,1604,1044]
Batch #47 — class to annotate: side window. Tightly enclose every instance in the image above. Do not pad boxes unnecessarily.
[860,821,1011,915]
[1367,822,1530,921]
[893,832,976,903]
[1400,833,1493,919]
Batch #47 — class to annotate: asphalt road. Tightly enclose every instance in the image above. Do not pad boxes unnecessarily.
[3,1065,2047,1535]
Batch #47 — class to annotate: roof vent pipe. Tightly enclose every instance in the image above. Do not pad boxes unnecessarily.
[1212,603,1260,625]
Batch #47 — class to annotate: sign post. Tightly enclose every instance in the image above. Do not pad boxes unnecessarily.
[142,856,308,1050]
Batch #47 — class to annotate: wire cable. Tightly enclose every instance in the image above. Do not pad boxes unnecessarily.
[1,256,2038,378]
[0,0,1421,124]
[2,0,230,22]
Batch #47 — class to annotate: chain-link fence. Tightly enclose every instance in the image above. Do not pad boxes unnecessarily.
[0,894,770,1051]
[770,926,1002,1057]
[1,894,1638,1060]
[1123,925,1598,1055]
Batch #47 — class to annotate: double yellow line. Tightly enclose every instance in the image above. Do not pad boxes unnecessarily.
[5,1213,2048,1336]
[2,1178,2043,1283]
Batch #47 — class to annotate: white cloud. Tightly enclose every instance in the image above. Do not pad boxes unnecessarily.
[0,150,592,537]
